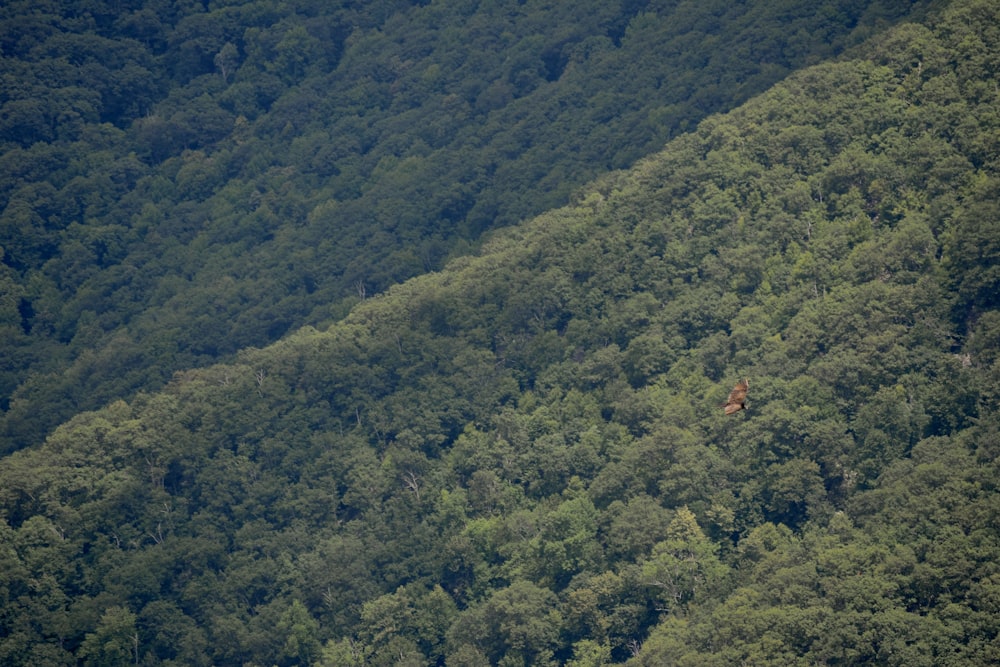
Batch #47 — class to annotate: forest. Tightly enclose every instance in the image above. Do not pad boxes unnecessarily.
[2,0,1000,665]
[0,0,938,453]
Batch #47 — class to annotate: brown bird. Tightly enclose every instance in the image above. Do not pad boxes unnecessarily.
[723,378,749,415]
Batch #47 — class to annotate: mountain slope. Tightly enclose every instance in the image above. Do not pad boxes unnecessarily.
[0,0,940,452]
[2,0,1000,664]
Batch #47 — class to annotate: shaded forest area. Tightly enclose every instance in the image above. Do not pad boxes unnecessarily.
[3,0,1000,664]
[0,0,938,452]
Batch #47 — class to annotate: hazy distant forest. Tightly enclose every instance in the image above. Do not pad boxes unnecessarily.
[2,0,1000,665]
[1,0,939,452]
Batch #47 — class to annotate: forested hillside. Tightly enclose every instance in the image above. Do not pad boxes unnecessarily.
[0,0,938,452]
[4,0,1000,665]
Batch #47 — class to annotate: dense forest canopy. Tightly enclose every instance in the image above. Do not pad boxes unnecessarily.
[4,0,1000,665]
[0,0,939,452]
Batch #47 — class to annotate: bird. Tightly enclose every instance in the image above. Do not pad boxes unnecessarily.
[723,378,749,415]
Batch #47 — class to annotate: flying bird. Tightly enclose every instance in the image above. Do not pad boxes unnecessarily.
[723,378,749,415]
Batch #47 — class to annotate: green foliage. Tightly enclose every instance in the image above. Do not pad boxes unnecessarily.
[79,606,137,667]
[0,0,941,452]
[3,0,1000,665]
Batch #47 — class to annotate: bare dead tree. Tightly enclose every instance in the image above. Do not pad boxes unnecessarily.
[402,470,421,502]
[214,42,239,83]
[147,522,164,545]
